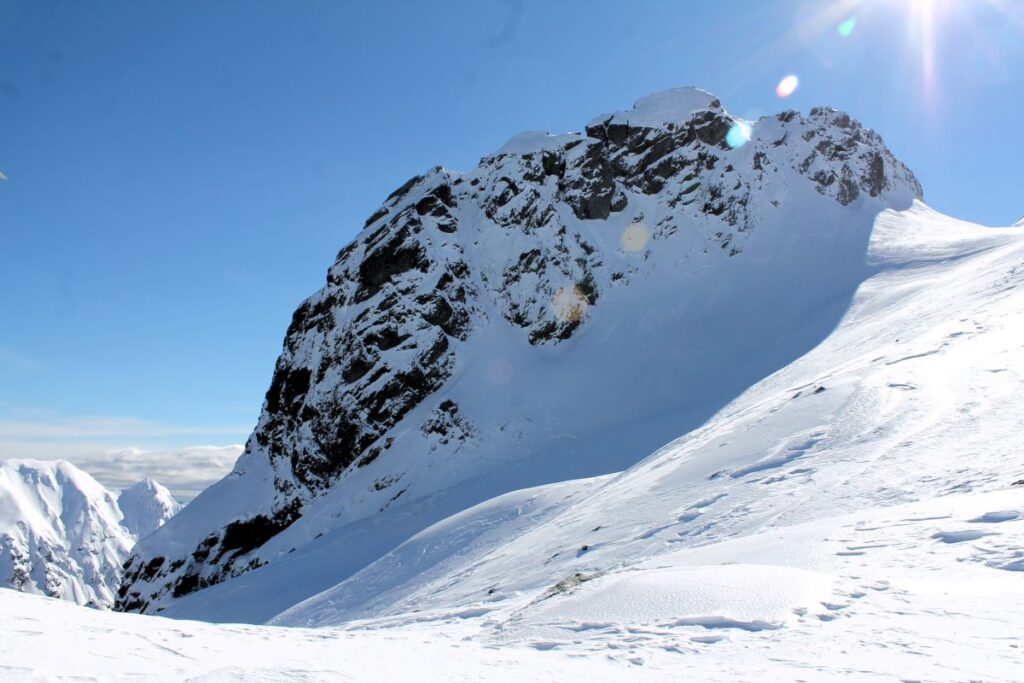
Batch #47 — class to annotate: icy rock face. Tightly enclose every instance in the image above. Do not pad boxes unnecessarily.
[0,460,179,607]
[118,87,922,615]
[118,479,182,539]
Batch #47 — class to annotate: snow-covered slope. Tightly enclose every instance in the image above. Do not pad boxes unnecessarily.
[276,202,1024,635]
[120,86,924,617]
[0,587,716,683]
[259,203,1015,680]
[0,460,179,607]
[2,199,1023,683]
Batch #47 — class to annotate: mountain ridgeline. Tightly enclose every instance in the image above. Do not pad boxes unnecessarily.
[117,88,922,618]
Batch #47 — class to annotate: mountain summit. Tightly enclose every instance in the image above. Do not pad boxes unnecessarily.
[118,87,922,619]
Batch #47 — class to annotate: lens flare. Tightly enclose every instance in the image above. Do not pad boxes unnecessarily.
[620,221,650,252]
[551,286,589,324]
[725,121,752,149]
[837,17,857,37]
[775,74,800,98]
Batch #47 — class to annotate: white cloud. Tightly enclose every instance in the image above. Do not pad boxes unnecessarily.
[0,441,244,502]
[0,415,249,440]
[0,411,253,501]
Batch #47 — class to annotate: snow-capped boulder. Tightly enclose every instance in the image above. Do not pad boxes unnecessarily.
[118,86,922,617]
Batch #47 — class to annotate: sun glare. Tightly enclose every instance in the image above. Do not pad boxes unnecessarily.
[790,0,1022,111]
[725,120,752,149]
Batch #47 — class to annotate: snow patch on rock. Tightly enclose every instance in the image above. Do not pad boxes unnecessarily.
[587,86,722,128]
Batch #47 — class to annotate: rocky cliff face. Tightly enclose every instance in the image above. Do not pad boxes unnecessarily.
[0,460,179,607]
[118,87,922,617]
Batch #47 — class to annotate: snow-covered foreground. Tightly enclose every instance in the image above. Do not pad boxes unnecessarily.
[3,202,1024,680]
[1,490,1021,681]
[0,587,663,683]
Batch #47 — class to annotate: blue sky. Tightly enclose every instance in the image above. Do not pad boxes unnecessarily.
[1,0,1021,481]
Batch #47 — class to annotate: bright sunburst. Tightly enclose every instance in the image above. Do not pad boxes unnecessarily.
[797,0,1023,103]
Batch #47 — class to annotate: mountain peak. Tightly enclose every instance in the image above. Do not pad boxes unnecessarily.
[0,459,183,607]
[119,86,924,618]
[495,87,724,157]
[0,459,132,607]
[588,86,722,129]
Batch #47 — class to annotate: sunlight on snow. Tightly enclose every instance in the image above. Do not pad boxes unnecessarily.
[550,286,589,324]
[725,120,752,149]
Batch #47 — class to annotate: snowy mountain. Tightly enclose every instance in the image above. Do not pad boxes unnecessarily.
[276,203,1024,637]
[3,87,1023,681]
[4,202,1023,682]
[118,88,926,616]
[0,460,179,607]
[119,87,924,617]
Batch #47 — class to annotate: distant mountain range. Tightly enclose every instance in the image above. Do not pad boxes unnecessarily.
[0,459,180,607]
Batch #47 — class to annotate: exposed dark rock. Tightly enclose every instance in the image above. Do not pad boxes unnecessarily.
[561,143,624,220]
[363,205,389,228]
[385,174,424,205]
[217,499,302,561]
[356,228,430,302]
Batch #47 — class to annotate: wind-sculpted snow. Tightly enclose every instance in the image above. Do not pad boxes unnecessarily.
[0,460,179,607]
[119,86,922,616]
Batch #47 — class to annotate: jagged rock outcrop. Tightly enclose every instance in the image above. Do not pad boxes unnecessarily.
[118,87,922,616]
